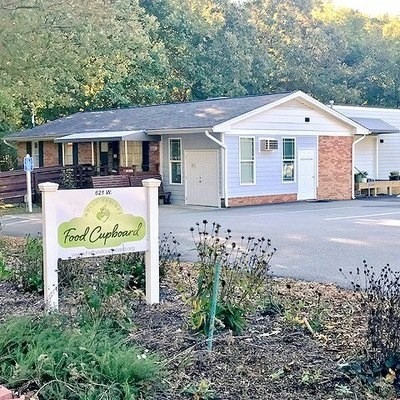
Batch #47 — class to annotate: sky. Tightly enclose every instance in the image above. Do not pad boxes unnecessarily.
[331,0,400,16]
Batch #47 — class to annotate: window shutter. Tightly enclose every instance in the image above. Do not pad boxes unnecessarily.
[26,142,32,156]
[142,142,150,171]
[73,143,79,165]
[58,143,63,165]
[39,142,44,167]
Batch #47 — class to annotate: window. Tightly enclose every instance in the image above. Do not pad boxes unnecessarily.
[64,143,73,165]
[240,137,255,184]
[169,138,182,184]
[32,141,40,169]
[282,138,295,182]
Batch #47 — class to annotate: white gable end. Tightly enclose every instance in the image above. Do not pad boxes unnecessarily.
[223,98,356,136]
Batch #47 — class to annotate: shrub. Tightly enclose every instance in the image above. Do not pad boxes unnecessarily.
[340,262,400,386]
[185,220,275,335]
[12,234,43,292]
[0,315,161,399]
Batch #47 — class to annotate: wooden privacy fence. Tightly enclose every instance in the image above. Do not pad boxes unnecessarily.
[0,165,95,204]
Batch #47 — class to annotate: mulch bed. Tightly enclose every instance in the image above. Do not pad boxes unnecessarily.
[0,237,397,400]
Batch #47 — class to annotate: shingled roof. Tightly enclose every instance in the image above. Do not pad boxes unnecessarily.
[7,92,293,140]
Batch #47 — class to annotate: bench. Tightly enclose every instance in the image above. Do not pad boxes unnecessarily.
[91,175,130,188]
[129,174,171,204]
[356,180,400,196]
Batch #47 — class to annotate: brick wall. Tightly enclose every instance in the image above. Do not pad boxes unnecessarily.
[16,143,25,165]
[43,141,59,166]
[79,143,93,164]
[149,141,160,171]
[318,136,353,200]
[228,193,297,207]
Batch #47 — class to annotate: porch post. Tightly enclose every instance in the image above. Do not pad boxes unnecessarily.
[91,142,95,166]
[124,140,128,167]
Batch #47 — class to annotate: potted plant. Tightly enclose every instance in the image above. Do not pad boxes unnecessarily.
[355,171,368,183]
[389,171,400,180]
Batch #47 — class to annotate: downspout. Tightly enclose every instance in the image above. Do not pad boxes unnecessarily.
[205,130,228,208]
[352,134,367,199]
[2,138,17,150]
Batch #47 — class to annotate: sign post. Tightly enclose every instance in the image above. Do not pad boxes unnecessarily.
[23,154,34,213]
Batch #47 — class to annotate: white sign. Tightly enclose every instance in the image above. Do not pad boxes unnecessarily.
[55,187,148,260]
[23,154,34,172]
[39,180,161,311]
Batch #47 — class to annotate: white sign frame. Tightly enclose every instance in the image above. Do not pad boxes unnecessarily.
[39,179,161,311]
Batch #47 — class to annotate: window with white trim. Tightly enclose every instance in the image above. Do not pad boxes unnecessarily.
[282,138,295,182]
[32,141,40,169]
[169,138,182,184]
[240,137,255,184]
[64,143,74,165]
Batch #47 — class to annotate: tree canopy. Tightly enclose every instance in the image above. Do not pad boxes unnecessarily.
[1,0,400,137]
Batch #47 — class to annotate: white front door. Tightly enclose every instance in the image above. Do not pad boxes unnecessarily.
[185,150,219,207]
[297,149,316,200]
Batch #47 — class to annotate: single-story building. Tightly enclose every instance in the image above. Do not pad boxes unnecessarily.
[7,90,400,207]
[333,104,400,181]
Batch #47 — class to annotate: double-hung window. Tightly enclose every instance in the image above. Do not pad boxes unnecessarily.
[169,138,182,184]
[282,138,295,182]
[64,143,74,165]
[240,137,255,184]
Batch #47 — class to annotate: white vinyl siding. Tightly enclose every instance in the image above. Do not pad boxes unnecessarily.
[239,137,255,184]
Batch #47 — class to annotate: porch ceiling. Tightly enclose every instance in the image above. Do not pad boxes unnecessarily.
[54,130,160,143]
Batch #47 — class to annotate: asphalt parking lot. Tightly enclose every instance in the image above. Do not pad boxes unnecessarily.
[2,197,400,287]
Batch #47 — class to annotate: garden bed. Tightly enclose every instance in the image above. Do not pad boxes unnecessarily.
[0,237,397,399]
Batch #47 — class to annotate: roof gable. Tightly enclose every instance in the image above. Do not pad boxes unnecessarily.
[214,91,369,135]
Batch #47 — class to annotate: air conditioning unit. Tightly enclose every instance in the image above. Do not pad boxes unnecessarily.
[259,138,278,152]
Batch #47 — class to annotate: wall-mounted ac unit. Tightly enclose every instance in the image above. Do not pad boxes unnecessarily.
[259,138,278,152]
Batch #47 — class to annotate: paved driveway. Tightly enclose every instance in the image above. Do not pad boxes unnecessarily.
[2,198,400,287]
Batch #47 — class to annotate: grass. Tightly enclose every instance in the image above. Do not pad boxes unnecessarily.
[0,315,161,399]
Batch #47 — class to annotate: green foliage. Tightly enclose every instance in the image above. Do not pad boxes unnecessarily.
[2,0,400,142]
[184,220,275,335]
[10,235,43,292]
[59,168,77,189]
[282,290,328,334]
[0,254,11,281]
[0,315,160,400]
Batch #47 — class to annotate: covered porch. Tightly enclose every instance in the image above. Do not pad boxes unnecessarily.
[54,130,161,176]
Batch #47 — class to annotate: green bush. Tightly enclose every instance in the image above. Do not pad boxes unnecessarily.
[186,221,276,335]
[11,235,43,292]
[0,315,161,400]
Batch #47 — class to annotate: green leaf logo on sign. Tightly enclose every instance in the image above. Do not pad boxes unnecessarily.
[57,196,146,249]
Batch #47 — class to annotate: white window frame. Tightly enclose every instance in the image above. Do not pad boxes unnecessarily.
[239,136,255,185]
[32,141,40,169]
[64,143,74,166]
[282,137,296,183]
[169,138,182,185]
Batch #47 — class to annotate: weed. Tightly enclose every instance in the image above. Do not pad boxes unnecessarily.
[184,379,214,399]
[11,234,43,292]
[339,262,400,388]
[0,254,11,281]
[282,289,328,334]
[184,221,275,335]
[0,315,161,399]
[301,369,322,385]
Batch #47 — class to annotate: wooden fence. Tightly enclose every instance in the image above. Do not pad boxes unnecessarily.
[0,165,95,204]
